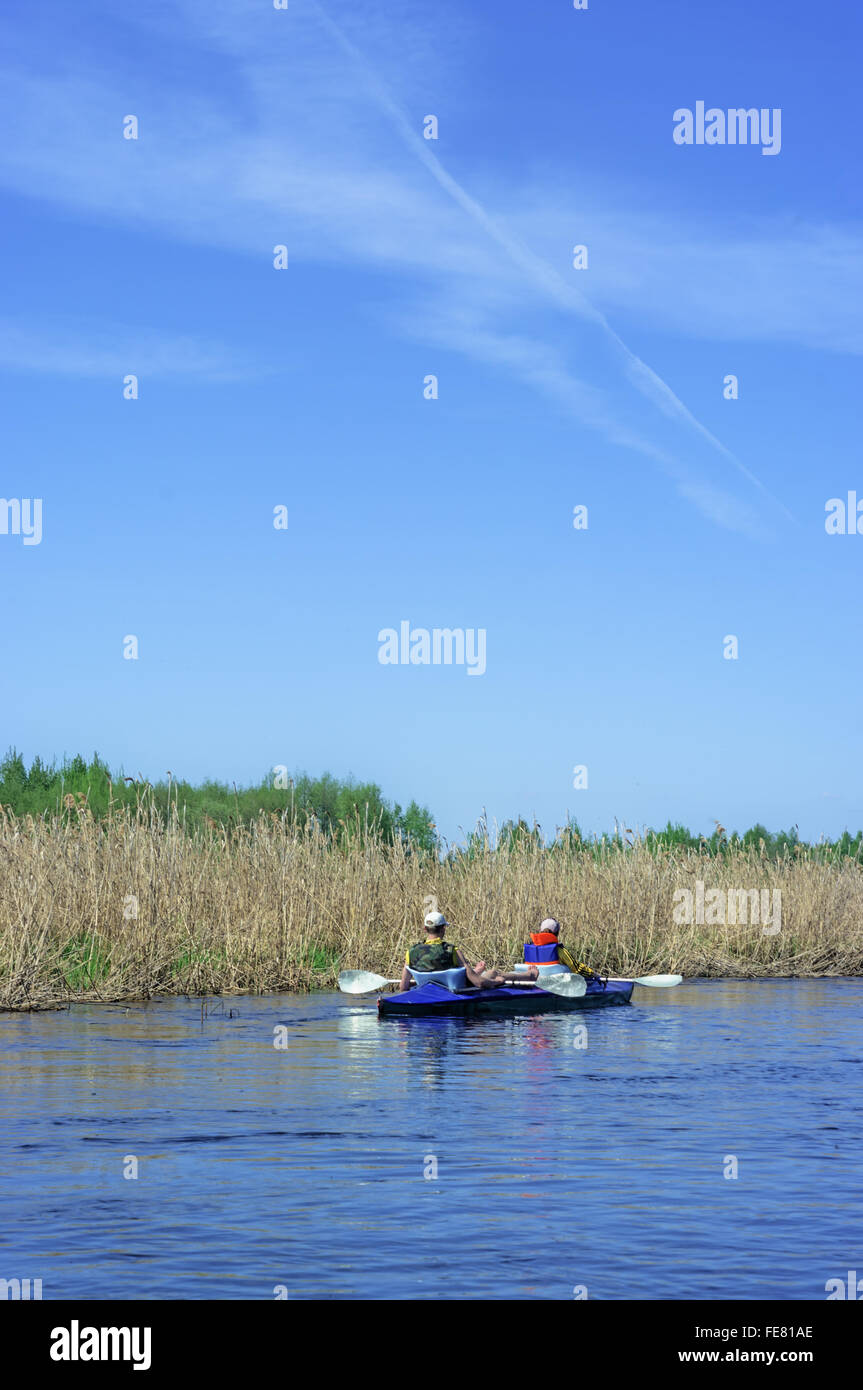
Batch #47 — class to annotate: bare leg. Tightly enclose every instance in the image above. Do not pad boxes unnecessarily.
[470,961,538,988]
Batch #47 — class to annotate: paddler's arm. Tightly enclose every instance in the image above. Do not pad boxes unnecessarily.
[400,954,413,991]
[455,949,485,987]
[559,946,597,977]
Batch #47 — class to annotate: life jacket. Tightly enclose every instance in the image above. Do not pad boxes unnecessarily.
[408,939,458,971]
[523,931,561,965]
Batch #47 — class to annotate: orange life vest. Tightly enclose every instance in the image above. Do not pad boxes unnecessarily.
[524,931,561,965]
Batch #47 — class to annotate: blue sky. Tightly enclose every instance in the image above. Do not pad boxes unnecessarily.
[1,0,861,843]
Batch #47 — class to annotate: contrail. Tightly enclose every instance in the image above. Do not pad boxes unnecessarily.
[312,1,793,523]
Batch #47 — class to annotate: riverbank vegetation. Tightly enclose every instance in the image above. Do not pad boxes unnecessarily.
[0,749,436,847]
[2,772,862,1008]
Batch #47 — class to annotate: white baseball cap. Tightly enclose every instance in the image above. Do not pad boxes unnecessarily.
[539,917,561,934]
[424,911,448,929]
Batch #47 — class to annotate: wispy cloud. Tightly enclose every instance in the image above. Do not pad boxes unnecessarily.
[0,0,849,530]
[402,297,768,537]
[508,192,863,356]
[0,316,259,381]
[311,1,790,530]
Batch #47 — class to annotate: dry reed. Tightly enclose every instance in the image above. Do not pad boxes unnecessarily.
[1,804,862,1010]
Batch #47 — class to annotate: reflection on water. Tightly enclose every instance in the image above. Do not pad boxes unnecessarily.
[1,980,862,1299]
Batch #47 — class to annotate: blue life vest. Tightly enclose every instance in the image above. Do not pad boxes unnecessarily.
[523,938,561,964]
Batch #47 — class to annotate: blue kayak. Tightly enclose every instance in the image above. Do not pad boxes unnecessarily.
[377,976,634,1018]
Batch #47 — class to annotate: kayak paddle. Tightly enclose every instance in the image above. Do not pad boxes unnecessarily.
[608,974,683,988]
[339,969,591,998]
[528,972,587,998]
[511,966,683,990]
[338,970,401,994]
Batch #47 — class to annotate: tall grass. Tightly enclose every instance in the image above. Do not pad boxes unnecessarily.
[2,799,862,1010]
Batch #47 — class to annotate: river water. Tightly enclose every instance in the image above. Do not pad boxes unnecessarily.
[1,979,861,1300]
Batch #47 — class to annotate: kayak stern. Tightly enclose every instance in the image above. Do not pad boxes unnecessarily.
[377,976,634,1018]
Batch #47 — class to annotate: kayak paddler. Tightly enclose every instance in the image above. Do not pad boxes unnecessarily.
[399,911,470,991]
[523,917,601,978]
[400,912,538,991]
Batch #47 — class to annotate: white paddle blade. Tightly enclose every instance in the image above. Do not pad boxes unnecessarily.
[338,970,397,994]
[537,972,587,998]
[632,974,683,988]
